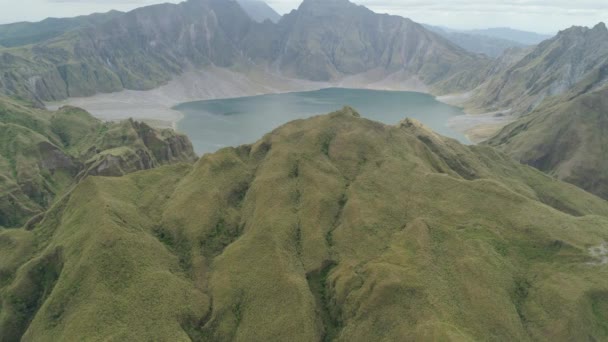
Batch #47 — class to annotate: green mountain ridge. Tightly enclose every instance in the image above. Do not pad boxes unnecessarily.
[486,84,608,200]
[0,96,196,228]
[1,107,607,340]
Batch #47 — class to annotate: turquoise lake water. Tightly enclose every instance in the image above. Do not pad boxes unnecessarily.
[175,88,468,155]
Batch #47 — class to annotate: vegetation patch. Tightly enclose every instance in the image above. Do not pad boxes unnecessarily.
[306,261,341,341]
[0,248,63,341]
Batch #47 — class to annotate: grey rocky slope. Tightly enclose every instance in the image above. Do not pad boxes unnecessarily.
[253,0,491,91]
[0,0,254,103]
[467,23,608,114]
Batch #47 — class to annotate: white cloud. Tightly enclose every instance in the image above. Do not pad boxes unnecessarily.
[268,0,607,32]
[0,0,605,33]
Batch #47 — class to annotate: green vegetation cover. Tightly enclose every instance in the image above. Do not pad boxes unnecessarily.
[2,108,606,341]
[487,85,608,200]
[0,96,196,228]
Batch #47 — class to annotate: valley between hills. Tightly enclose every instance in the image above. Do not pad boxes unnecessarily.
[1,0,608,341]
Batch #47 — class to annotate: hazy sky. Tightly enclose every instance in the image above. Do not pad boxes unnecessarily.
[0,0,606,33]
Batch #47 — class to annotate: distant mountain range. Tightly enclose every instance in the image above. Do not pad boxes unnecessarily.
[424,25,554,58]
[425,25,524,57]
[0,0,492,104]
[466,27,553,45]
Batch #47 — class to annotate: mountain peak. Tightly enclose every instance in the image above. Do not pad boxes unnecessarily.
[558,22,608,37]
[593,22,607,32]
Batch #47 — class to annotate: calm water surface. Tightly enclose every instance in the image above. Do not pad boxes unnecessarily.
[175,88,469,155]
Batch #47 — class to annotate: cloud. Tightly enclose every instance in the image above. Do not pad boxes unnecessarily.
[0,0,605,32]
[47,0,166,2]
[264,0,607,32]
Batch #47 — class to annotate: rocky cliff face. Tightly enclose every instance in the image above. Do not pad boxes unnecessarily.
[0,98,196,228]
[0,0,489,103]
[81,119,196,178]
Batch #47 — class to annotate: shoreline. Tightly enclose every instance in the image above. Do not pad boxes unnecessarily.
[46,66,331,131]
[46,66,509,141]
[447,111,514,143]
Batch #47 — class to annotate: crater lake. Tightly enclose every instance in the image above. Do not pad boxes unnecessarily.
[175,88,469,155]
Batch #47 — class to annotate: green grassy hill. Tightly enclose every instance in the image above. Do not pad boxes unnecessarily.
[487,85,608,200]
[2,107,607,340]
[0,96,196,228]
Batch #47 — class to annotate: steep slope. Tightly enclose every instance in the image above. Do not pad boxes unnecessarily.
[0,11,123,48]
[0,0,489,103]
[236,0,281,23]
[0,96,195,228]
[2,108,607,340]
[468,23,608,113]
[426,25,525,57]
[487,85,608,199]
